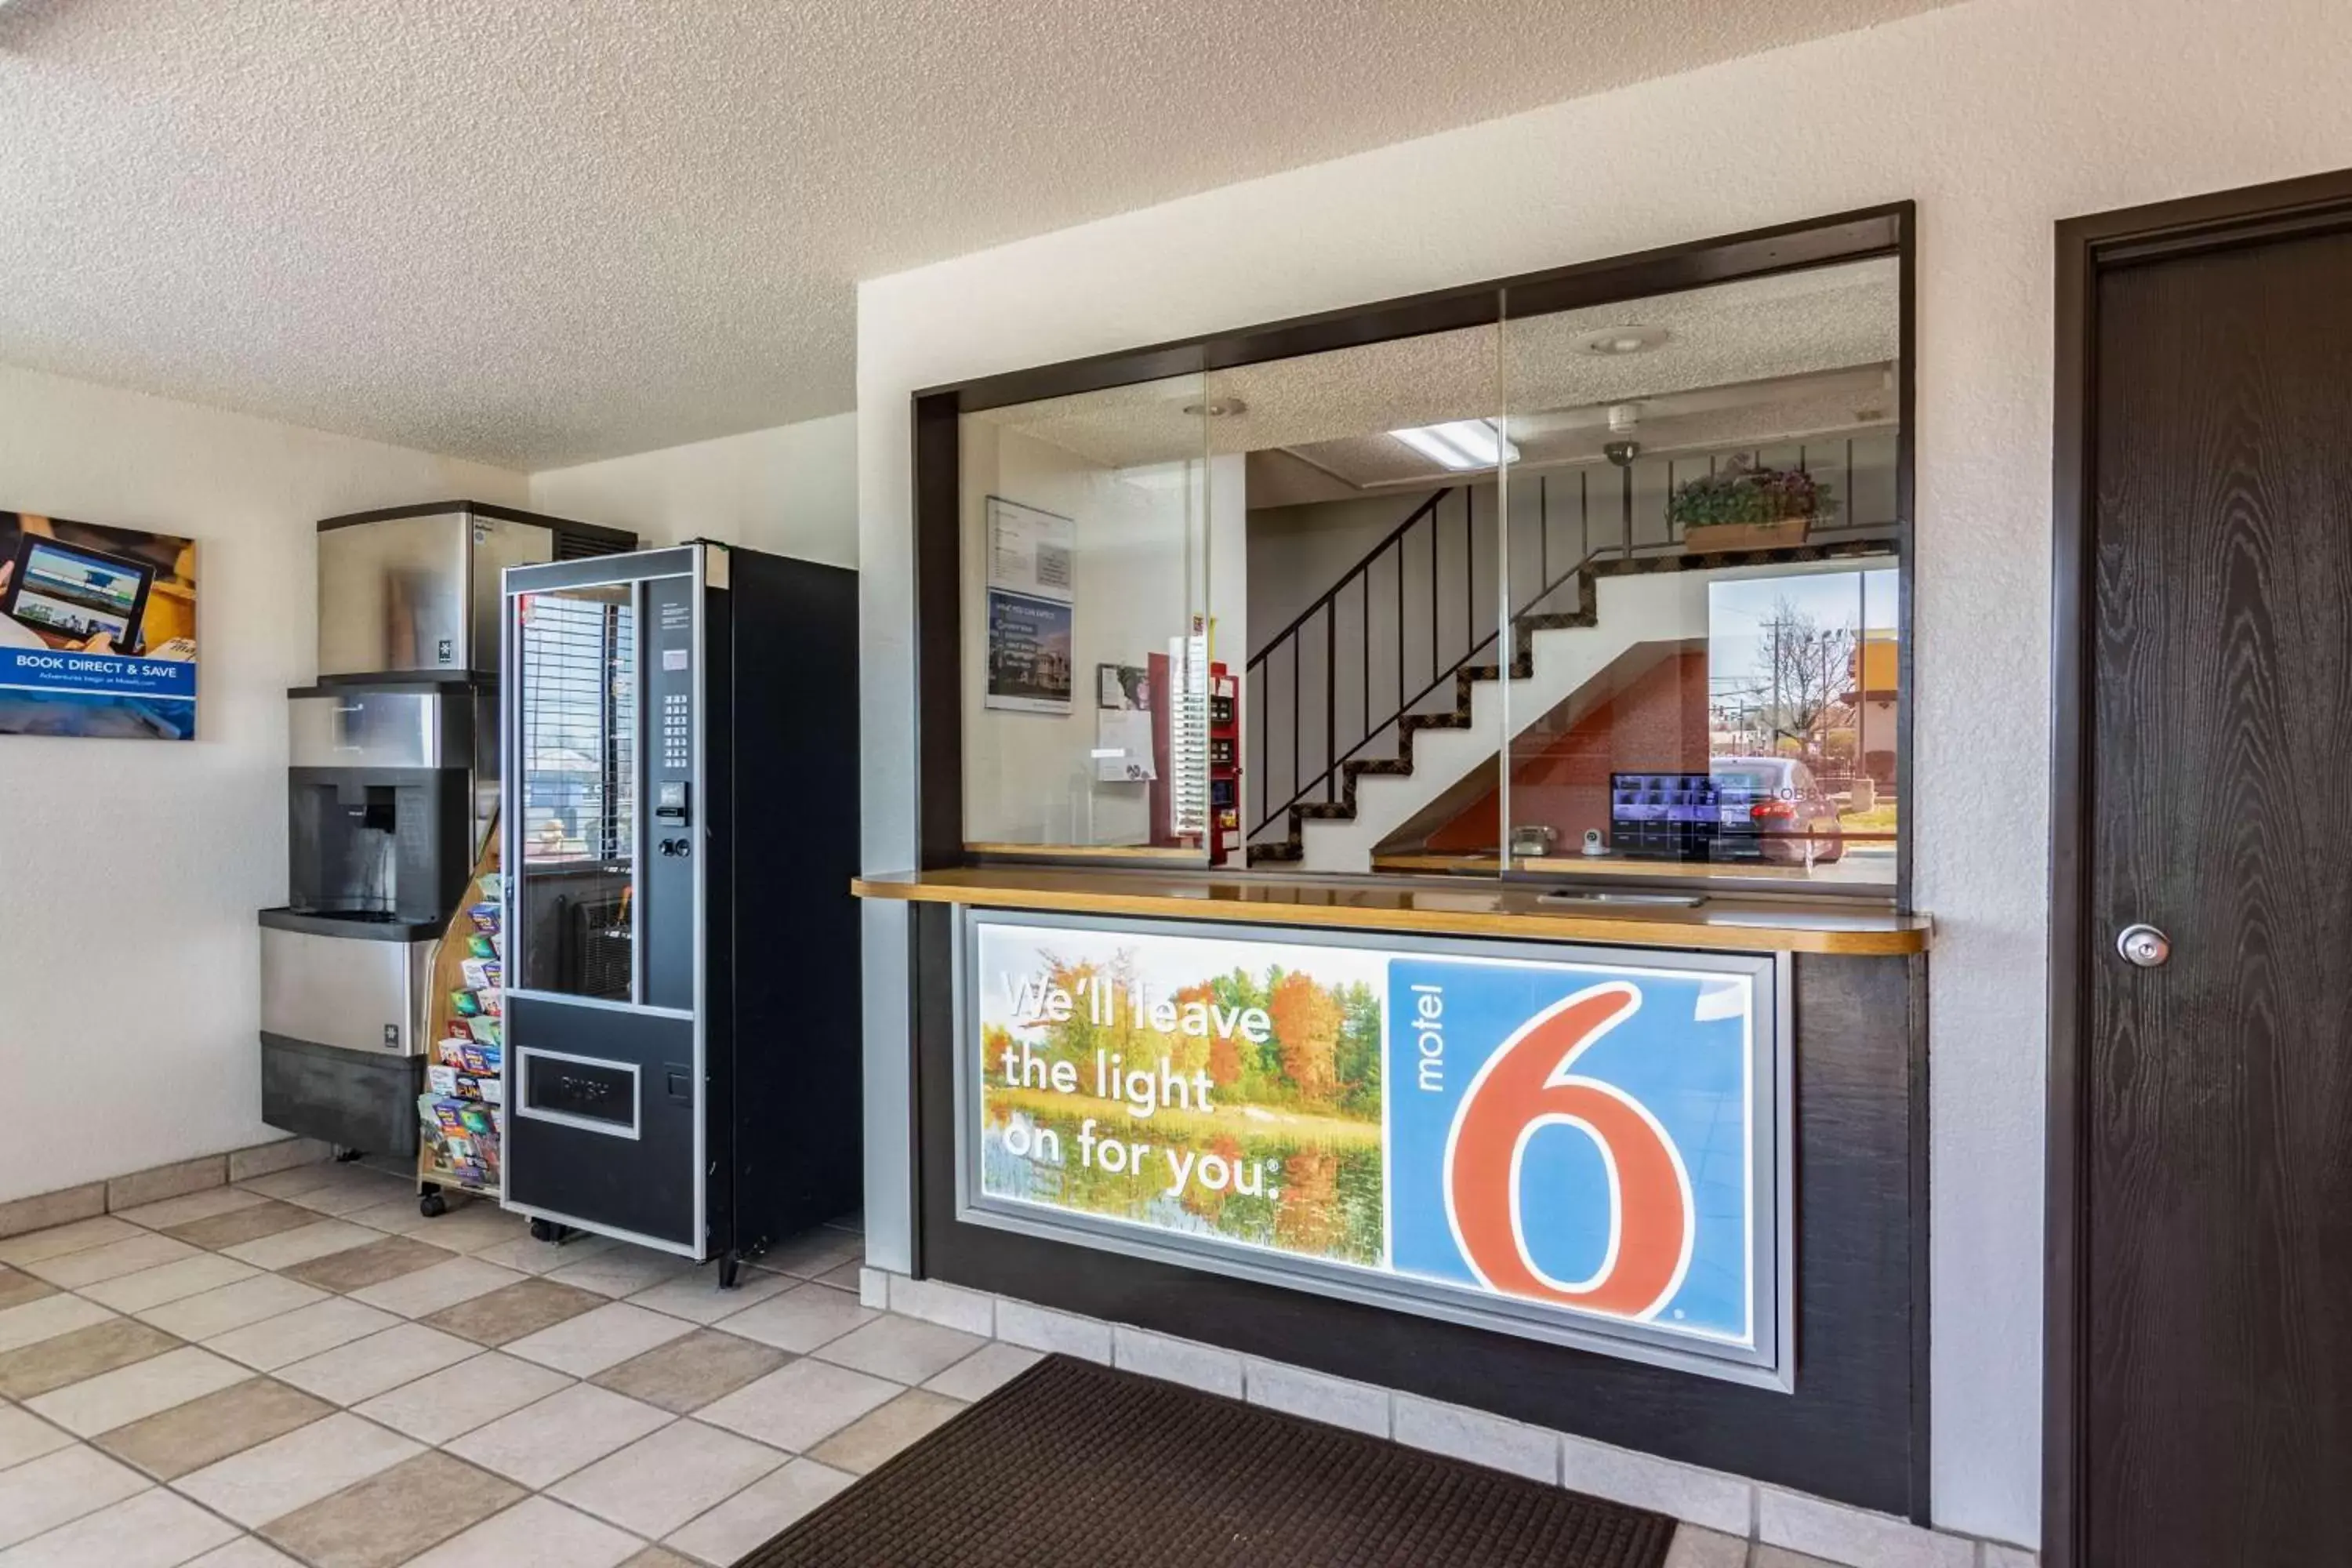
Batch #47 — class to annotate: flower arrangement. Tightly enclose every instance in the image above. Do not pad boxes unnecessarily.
[1667,456,1835,532]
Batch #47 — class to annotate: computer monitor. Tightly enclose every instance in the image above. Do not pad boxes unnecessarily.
[1,535,154,651]
[1608,771,1722,859]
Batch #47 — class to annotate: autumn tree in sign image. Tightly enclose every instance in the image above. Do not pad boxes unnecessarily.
[980,946,1386,1265]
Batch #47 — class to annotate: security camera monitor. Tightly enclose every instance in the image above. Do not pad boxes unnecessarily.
[2,535,154,650]
[1610,771,1719,860]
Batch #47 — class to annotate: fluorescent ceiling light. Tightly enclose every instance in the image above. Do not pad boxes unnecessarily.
[1389,426,1472,469]
[1389,419,1520,470]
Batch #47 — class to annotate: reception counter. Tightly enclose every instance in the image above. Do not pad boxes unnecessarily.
[857,866,1932,1523]
[853,866,1930,955]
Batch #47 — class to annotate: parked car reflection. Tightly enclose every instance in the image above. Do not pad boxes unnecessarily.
[1711,757,1846,865]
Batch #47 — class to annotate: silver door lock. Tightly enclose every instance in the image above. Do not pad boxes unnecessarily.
[2116,924,2172,968]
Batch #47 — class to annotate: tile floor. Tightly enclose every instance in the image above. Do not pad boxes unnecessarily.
[0,1163,993,1567]
[0,1160,1853,1568]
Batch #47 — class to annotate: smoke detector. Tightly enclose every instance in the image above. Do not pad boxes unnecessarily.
[1577,325,1668,358]
[1606,403,1642,434]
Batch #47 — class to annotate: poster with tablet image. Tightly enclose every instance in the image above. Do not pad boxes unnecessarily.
[0,510,198,741]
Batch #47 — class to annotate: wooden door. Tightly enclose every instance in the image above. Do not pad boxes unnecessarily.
[2071,205,2352,1566]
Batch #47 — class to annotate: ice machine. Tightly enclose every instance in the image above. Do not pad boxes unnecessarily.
[259,503,633,1157]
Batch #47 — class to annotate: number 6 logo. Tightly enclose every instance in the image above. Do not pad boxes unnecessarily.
[1443,982,1695,1319]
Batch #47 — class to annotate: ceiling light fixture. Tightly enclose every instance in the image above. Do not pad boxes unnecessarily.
[1389,419,1520,471]
[1577,325,1668,357]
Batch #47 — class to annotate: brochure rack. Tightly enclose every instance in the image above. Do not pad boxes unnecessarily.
[416,824,503,1218]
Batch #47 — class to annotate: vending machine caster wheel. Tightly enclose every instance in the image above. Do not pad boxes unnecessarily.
[718,1252,742,1290]
[529,1218,563,1243]
[418,1191,448,1219]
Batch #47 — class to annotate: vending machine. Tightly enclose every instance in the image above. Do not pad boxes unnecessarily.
[499,541,860,1282]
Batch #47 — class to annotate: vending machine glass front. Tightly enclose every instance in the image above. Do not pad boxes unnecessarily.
[514,584,637,1000]
[503,551,708,1257]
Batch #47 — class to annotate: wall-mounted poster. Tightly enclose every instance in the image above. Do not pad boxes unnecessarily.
[0,511,198,741]
[985,496,1074,603]
[962,912,1788,1387]
[984,496,1075,716]
[985,590,1073,713]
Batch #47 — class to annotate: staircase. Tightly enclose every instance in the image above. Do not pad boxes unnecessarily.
[1245,468,1895,873]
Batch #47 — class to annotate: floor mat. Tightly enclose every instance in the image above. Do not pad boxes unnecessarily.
[736,1353,1677,1568]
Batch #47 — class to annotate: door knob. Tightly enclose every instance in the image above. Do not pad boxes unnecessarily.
[2116,924,2172,968]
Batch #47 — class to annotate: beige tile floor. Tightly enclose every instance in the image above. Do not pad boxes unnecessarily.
[0,1163,996,1567]
[0,1161,1846,1568]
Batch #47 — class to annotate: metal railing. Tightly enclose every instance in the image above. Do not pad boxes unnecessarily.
[1244,441,1894,844]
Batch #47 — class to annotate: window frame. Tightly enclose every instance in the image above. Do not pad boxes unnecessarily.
[910,204,1916,910]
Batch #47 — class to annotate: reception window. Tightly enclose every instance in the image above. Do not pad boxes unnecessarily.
[1486,256,1903,891]
[938,209,1911,902]
[958,374,1219,858]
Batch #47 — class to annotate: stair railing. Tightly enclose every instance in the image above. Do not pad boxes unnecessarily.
[1244,486,1457,840]
[1244,439,1896,845]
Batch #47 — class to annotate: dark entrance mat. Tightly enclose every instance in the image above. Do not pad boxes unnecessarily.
[735,1354,1677,1568]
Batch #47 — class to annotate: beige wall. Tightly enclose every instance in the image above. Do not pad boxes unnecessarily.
[528,412,857,565]
[0,364,524,1203]
[855,0,2352,1543]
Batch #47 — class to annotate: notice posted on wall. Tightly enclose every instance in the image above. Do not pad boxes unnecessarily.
[985,496,1074,603]
[968,916,1777,1370]
[0,510,198,741]
[985,589,1074,714]
[1093,661,1154,781]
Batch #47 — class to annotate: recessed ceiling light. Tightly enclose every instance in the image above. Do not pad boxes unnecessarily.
[1390,419,1521,470]
[1577,325,1668,357]
[1181,398,1247,416]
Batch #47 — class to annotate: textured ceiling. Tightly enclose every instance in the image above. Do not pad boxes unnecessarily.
[977,258,1898,482]
[0,0,1952,469]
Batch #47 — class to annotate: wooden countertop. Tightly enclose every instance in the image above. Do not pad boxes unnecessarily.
[851,867,1930,956]
[1375,851,1896,887]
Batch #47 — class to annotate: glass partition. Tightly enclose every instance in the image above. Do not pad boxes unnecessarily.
[960,377,1215,858]
[1461,257,1903,889]
[939,220,1911,898]
[1203,323,1506,873]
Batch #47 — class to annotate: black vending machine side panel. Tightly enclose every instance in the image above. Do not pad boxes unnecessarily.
[724,548,862,1257]
[699,572,737,1261]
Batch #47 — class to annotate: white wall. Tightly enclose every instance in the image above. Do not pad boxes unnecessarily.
[855,0,2352,1544]
[528,412,857,565]
[0,365,524,1204]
